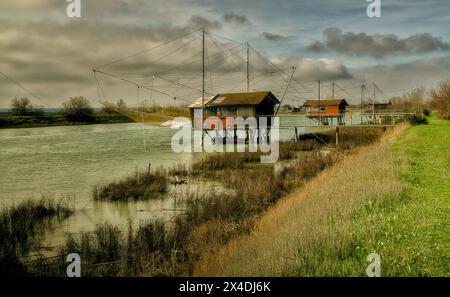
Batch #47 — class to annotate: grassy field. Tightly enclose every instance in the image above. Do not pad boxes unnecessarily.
[196,117,449,276]
[378,116,449,276]
[115,106,189,124]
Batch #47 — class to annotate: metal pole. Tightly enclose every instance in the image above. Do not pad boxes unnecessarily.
[275,66,296,115]
[201,28,205,145]
[318,80,321,125]
[332,82,335,99]
[246,42,250,92]
[403,92,406,112]
[373,83,375,120]
[360,81,365,125]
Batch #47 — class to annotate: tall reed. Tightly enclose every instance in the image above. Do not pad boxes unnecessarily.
[0,197,73,275]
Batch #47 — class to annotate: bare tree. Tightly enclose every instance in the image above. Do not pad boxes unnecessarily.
[430,81,450,119]
[10,97,44,116]
[405,87,427,114]
[10,97,32,115]
[62,96,93,121]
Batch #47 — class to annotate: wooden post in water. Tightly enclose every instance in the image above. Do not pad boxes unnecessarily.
[335,126,339,147]
[294,127,298,141]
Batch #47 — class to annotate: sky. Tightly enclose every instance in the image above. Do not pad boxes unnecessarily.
[0,0,449,107]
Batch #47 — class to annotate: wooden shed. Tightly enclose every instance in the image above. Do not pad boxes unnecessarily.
[188,91,280,129]
[303,98,349,125]
[364,101,393,113]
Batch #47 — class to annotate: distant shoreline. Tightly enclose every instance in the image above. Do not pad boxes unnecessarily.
[0,113,134,129]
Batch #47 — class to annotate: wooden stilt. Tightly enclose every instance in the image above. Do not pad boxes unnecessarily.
[335,126,339,147]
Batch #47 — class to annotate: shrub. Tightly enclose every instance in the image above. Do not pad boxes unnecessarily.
[407,114,428,125]
[62,96,94,122]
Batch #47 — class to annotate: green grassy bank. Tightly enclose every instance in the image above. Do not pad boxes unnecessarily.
[197,118,449,276]
[323,116,449,276]
[364,117,449,276]
[0,113,134,129]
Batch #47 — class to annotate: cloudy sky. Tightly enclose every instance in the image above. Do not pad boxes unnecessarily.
[0,0,449,107]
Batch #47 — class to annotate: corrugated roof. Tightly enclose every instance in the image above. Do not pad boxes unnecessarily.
[303,98,348,107]
[209,91,279,106]
[187,96,215,108]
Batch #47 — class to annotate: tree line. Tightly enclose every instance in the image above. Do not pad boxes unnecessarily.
[8,97,127,121]
[389,81,449,119]
[6,81,449,120]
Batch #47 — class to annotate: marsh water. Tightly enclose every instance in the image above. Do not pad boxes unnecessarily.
[0,116,360,254]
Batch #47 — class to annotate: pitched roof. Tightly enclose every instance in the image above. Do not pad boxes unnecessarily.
[187,96,215,108]
[303,98,348,107]
[362,101,392,106]
[373,101,392,105]
[209,91,279,106]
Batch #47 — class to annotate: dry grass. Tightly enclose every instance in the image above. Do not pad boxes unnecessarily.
[92,168,168,201]
[115,105,189,124]
[195,124,407,276]
[193,152,261,170]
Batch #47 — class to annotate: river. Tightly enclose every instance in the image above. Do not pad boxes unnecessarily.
[0,116,357,253]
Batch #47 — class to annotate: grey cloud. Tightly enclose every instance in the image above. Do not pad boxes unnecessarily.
[189,15,221,30]
[262,32,294,42]
[0,18,203,105]
[251,56,352,81]
[0,14,352,107]
[352,55,450,94]
[307,27,450,58]
[223,13,250,25]
[292,58,352,81]
[0,15,272,106]
[307,41,326,52]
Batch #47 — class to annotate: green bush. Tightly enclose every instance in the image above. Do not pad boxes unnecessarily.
[407,114,429,125]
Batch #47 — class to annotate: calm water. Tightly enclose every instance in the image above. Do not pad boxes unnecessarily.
[0,123,206,252]
[0,123,197,203]
[0,116,357,253]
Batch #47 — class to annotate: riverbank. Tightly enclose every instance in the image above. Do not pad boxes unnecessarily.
[0,113,134,129]
[15,126,387,276]
[195,117,449,276]
[6,119,445,276]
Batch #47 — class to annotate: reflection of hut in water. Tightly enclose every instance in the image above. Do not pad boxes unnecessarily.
[303,98,349,125]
